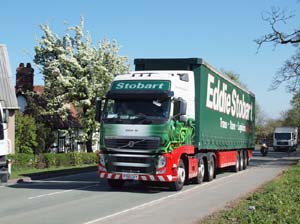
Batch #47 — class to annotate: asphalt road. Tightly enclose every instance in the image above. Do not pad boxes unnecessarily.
[0,149,299,224]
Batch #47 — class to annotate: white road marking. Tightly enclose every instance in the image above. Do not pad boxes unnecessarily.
[83,168,252,224]
[28,184,98,200]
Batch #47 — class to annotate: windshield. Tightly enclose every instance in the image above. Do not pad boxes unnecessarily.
[275,133,291,140]
[103,99,170,124]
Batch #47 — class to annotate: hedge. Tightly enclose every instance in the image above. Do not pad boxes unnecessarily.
[9,152,97,170]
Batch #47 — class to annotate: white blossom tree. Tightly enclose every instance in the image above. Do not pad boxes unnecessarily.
[34,17,129,152]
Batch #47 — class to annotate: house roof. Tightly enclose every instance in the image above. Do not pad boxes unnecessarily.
[33,85,45,95]
[0,44,18,109]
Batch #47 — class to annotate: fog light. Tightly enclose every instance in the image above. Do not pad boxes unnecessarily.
[99,154,105,166]
[157,155,167,169]
[156,168,166,174]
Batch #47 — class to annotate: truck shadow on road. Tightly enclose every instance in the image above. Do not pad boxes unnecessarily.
[7,170,176,194]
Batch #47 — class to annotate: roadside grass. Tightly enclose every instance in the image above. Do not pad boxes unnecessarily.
[10,164,97,179]
[200,162,300,224]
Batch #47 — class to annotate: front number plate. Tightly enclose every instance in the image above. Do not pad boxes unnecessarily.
[122,173,139,180]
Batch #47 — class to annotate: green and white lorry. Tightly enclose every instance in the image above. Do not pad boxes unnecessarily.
[96,58,255,190]
[0,101,11,183]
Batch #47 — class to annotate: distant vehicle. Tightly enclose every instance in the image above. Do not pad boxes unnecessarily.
[260,139,268,156]
[0,101,11,183]
[96,58,255,191]
[273,127,298,152]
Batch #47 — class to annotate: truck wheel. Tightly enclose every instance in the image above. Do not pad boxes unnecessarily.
[239,151,244,171]
[231,151,240,172]
[169,159,186,191]
[204,156,215,182]
[242,151,247,170]
[191,157,204,184]
[107,179,125,190]
[0,173,8,183]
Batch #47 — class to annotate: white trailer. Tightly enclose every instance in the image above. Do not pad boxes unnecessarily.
[273,127,298,151]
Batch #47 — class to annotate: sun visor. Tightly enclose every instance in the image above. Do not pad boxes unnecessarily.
[106,90,174,100]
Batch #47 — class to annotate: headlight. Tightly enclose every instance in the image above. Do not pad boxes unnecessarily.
[157,155,167,168]
[99,154,105,166]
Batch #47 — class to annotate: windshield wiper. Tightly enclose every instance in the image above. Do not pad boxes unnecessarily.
[103,114,124,123]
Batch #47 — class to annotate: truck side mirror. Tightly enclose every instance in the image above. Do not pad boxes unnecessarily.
[0,123,4,140]
[3,109,9,123]
[179,100,187,116]
[95,97,102,122]
[173,98,187,119]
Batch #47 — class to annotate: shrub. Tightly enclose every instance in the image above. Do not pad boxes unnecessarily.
[15,112,38,154]
[82,152,97,164]
[9,152,97,170]
[9,154,36,169]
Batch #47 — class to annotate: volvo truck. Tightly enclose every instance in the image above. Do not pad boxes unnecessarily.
[0,101,11,183]
[96,58,255,191]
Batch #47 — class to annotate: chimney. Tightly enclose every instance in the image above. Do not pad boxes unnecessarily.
[15,63,34,94]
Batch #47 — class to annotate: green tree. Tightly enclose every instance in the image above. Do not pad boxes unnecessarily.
[282,92,300,129]
[34,17,129,152]
[15,111,38,154]
[24,91,56,153]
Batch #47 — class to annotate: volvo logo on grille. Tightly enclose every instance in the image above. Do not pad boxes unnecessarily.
[128,141,135,148]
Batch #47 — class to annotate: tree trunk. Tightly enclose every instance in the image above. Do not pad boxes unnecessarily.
[86,138,93,152]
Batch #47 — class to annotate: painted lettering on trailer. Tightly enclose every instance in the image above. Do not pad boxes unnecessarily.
[219,117,247,133]
[206,73,253,121]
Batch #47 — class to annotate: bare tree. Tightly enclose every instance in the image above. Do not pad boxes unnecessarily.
[255,7,300,92]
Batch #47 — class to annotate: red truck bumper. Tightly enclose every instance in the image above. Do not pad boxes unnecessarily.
[98,145,195,183]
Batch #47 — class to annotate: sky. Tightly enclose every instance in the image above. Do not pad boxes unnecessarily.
[1,0,299,119]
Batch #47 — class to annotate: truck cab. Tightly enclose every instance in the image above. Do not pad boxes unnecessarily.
[273,127,298,151]
[97,71,195,190]
[0,101,11,183]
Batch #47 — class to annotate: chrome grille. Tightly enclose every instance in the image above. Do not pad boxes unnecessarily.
[104,137,160,173]
[104,137,160,153]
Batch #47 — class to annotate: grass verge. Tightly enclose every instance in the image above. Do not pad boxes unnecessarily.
[200,162,300,224]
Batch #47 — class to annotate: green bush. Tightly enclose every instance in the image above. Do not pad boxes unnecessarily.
[15,111,38,154]
[43,153,57,168]
[9,154,36,169]
[68,152,82,166]
[82,152,98,164]
[9,152,97,170]
[55,153,71,167]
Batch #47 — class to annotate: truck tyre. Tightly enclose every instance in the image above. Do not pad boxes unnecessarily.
[231,151,240,172]
[169,159,186,191]
[107,179,125,190]
[239,151,244,171]
[0,172,8,183]
[191,156,204,184]
[242,150,247,170]
[204,156,215,182]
